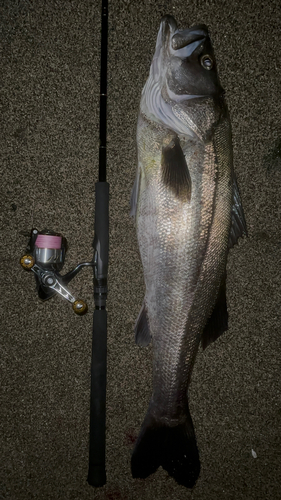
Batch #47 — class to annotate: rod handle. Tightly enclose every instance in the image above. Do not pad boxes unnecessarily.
[87,309,107,487]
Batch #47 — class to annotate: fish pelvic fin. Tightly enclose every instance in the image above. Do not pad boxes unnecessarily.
[201,273,228,350]
[228,174,247,248]
[130,168,141,219]
[134,301,151,347]
[131,409,200,488]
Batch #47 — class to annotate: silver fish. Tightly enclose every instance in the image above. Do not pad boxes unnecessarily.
[130,16,247,488]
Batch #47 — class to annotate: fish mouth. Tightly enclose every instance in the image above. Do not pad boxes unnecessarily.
[160,15,208,56]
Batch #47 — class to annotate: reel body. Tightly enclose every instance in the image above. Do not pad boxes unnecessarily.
[21,228,93,314]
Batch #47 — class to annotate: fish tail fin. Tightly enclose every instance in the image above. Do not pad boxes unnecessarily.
[131,407,200,488]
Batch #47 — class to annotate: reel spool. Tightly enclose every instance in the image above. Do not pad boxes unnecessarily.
[20,228,94,315]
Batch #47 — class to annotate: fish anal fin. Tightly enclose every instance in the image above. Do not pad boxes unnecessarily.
[161,135,192,201]
[134,302,151,347]
[201,275,228,350]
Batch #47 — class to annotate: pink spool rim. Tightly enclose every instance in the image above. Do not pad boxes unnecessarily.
[35,234,62,249]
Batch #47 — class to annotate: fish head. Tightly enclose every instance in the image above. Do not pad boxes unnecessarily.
[141,16,225,136]
[147,16,223,96]
[154,15,223,99]
[171,22,222,97]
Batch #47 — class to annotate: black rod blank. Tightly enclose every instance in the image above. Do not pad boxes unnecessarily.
[99,0,108,183]
[87,0,109,487]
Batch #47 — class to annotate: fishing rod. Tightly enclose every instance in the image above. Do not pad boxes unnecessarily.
[20,0,109,488]
[87,0,109,487]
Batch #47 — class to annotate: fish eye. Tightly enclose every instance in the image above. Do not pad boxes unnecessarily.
[200,54,213,70]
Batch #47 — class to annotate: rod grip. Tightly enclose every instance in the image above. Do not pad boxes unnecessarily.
[87,309,107,487]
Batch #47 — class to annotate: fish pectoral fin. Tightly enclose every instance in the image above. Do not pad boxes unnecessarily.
[201,274,228,350]
[228,174,248,249]
[130,168,141,219]
[131,407,200,488]
[161,135,192,201]
[134,301,151,347]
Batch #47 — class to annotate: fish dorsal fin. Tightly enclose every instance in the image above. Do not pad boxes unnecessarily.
[161,135,192,200]
[228,175,247,249]
[135,302,151,347]
[201,275,228,350]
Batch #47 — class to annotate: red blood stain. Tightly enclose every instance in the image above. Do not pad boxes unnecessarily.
[106,491,125,500]
[124,428,138,446]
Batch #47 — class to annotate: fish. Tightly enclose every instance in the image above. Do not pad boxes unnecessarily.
[130,15,247,488]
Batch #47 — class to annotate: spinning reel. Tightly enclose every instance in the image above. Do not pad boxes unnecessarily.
[20,228,94,315]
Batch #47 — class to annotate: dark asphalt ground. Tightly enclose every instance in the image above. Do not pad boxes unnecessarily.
[1,0,280,499]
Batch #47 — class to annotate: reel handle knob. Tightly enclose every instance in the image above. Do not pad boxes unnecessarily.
[20,254,35,270]
[72,300,88,315]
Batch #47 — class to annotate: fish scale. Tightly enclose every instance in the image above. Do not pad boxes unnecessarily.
[137,116,220,415]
